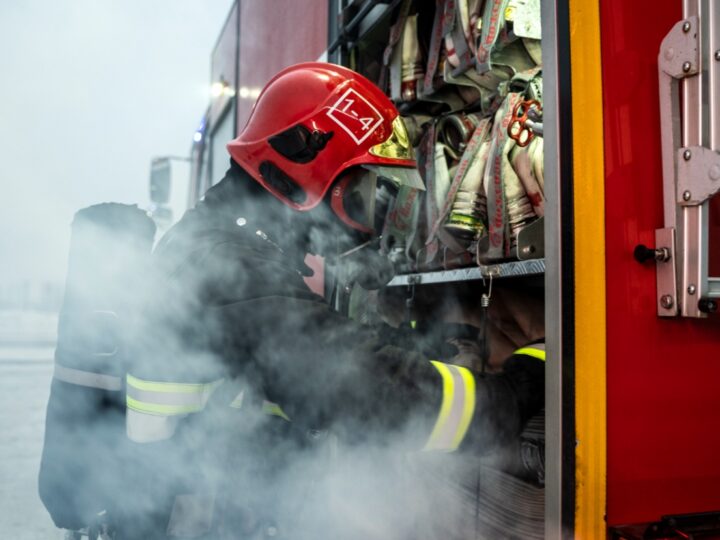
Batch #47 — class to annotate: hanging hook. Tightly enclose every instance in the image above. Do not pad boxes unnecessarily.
[479,272,493,376]
[481,272,493,308]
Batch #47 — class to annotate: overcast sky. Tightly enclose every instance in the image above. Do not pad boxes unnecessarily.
[0,1,233,285]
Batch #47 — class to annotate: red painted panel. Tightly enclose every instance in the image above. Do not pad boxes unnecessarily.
[209,3,239,128]
[236,0,328,134]
[600,0,720,525]
[709,196,720,275]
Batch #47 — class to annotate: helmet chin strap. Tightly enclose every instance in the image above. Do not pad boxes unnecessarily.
[334,236,382,260]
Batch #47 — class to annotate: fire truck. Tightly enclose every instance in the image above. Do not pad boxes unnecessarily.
[149,0,720,538]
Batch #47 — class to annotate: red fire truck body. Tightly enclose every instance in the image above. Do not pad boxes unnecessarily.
[600,0,720,532]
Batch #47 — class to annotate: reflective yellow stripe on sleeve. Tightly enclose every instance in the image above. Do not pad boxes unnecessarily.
[423,361,476,452]
[126,374,223,416]
[126,374,224,443]
[227,390,290,421]
[514,345,546,361]
[262,400,291,422]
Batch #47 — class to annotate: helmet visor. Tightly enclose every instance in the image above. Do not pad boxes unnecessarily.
[332,165,424,234]
[369,116,415,161]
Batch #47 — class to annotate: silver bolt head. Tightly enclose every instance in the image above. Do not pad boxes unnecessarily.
[688,284,697,295]
[683,149,692,160]
[716,50,720,61]
[683,61,692,72]
[661,295,674,309]
[683,21,691,32]
[683,190,692,201]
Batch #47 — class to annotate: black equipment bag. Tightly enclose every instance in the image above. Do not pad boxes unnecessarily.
[38,203,155,530]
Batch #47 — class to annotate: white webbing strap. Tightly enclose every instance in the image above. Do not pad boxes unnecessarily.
[53,363,123,391]
[444,0,475,75]
[423,360,476,452]
[381,183,422,265]
[430,117,493,241]
[483,92,522,260]
[416,122,443,265]
[421,0,448,96]
[380,0,413,95]
[476,0,510,73]
[510,140,545,217]
[432,141,453,231]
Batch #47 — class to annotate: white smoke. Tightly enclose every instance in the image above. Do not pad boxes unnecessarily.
[38,184,545,539]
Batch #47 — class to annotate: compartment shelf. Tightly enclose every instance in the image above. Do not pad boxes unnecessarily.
[386,258,545,286]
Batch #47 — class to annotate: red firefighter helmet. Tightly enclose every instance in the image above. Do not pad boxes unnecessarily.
[227,62,422,226]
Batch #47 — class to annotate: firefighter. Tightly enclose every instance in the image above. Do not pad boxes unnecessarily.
[123,62,544,538]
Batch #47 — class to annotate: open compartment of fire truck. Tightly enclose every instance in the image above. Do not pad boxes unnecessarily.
[325,2,548,538]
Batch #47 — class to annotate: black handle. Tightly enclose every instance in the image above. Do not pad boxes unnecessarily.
[698,298,718,314]
[634,244,656,263]
[634,244,670,264]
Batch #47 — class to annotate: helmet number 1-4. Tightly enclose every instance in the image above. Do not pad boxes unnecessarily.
[327,88,384,145]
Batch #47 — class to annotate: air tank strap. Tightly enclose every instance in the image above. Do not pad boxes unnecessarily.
[53,363,123,391]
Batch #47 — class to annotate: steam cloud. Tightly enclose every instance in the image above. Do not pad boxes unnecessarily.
[39,176,544,539]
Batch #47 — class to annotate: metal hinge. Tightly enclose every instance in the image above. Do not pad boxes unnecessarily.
[656,4,720,317]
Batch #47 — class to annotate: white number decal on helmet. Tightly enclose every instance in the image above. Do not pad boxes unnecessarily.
[326,89,384,145]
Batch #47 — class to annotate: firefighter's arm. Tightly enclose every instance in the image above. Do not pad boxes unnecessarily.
[372,340,545,453]
[375,319,482,362]
[330,314,545,453]
[238,295,544,453]
[449,342,545,454]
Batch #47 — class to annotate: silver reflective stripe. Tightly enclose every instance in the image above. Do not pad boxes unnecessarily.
[53,364,122,391]
[126,408,179,443]
[127,384,212,408]
[423,361,476,452]
[125,374,224,443]
[125,374,224,416]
